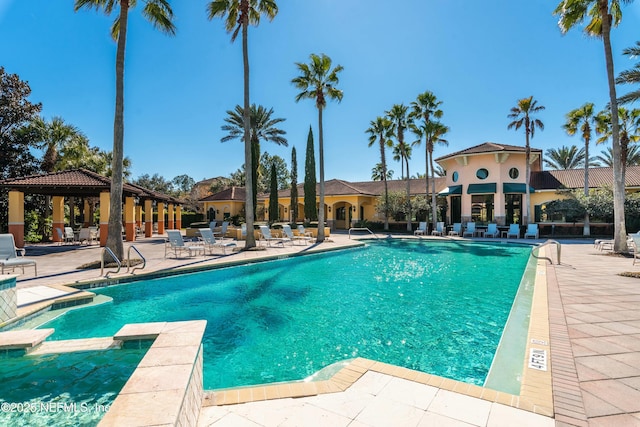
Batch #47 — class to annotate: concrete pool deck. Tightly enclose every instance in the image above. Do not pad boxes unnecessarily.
[3,232,640,426]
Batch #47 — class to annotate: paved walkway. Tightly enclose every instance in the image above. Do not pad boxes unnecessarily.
[5,233,640,426]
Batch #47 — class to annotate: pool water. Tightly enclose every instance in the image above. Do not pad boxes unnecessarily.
[41,240,530,390]
[0,346,148,427]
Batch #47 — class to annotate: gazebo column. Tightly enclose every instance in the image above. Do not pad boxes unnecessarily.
[144,200,153,237]
[176,205,182,230]
[52,196,65,243]
[124,196,136,242]
[8,191,25,248]
[99,191,110,246]
[168,203,175,230]
[136,204,143,230]
[157,202,165,235]
[83,199,91,226]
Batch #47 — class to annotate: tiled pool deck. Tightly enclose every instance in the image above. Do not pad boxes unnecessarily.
[2,232,640,426]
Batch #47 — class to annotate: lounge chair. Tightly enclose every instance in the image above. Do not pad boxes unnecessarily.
[282,224,312,245]
[297,225,313,239]
[241,223,247,239]
[258,225,291,247]
[463,222,476,238]
[484,223,499,238]
[506,224,520,239]
[164,230,203,258]
[198,228,236,255]
[0,234,37,276]
[524,224,539,239]
[431,222,444,236]
[214,221,229,240]
[77,228,93,245]
[631,235,640,265]
[414,222,427,236]
[448,223,462,236]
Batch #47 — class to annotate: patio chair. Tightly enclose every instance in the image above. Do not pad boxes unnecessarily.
[431,222,444,236]
[0,234,37,276]
[258,225,291,247]
[209,221,217,231]
[414,222,428,236]
[214,221,229,240]
[524,224,539,239]
[282,224,312,245]
[77,228,93,245]
[463,222,476,238]
[484,223,499,238]
[631,235,640,265]
[164,230,204,258]
[297,225,313,239]
[198,228,236,255]
[506,224,520,239]
[448,223,462,236]
[64,227,76,244]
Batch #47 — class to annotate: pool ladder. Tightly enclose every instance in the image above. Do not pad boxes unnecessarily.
[100,245,147,277]
[531,239,561,264]
[348,227,379,239]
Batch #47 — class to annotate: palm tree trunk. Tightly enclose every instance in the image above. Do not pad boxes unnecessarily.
[107,1,128,260]
[584,136,590,236]
[524,126,531,226]
[317,107,325,242]
[405,158,411,232]
[380,140,389,231]
[241,2,256,249]
[425,145,430,226]
[599,0,626,251]
[429,148,437,230]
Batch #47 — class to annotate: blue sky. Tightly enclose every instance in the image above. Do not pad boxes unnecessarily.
[2,1,640,184]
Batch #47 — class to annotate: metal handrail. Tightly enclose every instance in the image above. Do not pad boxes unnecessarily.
[100,247,122,277]
[348,227,379,239]
[126,245,146,274]
[532,239,561,264]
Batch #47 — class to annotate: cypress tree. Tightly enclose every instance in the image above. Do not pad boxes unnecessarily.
[304,126,317,221]
[269,163,279,224]
[290,146,298,223]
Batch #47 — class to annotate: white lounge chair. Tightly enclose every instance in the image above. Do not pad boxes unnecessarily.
[297,225,313,239]
[414,222,427,236]
[198,228,236,255]
[209,221,217,231]
[506,224,520,239]
[214,221,229,240]
[259,225,291,247]
[282,224,311,245]
[431,222,444,236]
[448,223,462,236]
[484,223,499,238]
[164,230,203,258]
[463,222,476,238]
[0,234,37,276]
[524,224,539,239]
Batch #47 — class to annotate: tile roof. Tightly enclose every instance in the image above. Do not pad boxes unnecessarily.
[199,186,246,202]
[531,165,640,190]
[435,142,542,162]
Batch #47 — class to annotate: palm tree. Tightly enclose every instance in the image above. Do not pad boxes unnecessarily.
[75,0,175,259]
[208,0,278,249]
[563,102,603,235]
[292,53,344,243]
[31,116,84,173]
[554,0,632,251]
[507,96,545,225]
[596,107,640,169]
[410,90,443,228]
[387,104,413,231]
[544,145,586,170]
[366,116,394,230]
[597,145,640,166]
[220,104,287,214]
[424,121,449,229]
[617,41,640,105]
[371,163,394,181]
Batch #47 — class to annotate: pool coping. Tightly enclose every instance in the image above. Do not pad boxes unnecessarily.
[201,252,554,418]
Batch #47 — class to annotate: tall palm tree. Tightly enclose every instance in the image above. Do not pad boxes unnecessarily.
[544,145,586,170]
[220,104,287,214]
[554,0,632,251]
[387,104,413,231]
[292,53,344,243]
[208,0,278,249]
[31,116,84,173]
[617,41,640,105]
[507,96,545,225]
[424,121,449,229]
[597,145,640,166]
[563,102,602,235]
[75,0,176,259]
[366,116,394,230]
[595,107,640,169]
[410,90,443,227]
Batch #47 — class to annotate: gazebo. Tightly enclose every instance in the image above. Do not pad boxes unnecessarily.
[0,169,183,247]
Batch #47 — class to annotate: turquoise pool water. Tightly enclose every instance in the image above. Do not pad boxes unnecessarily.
[0,345,148,426]
[41,240,530,390]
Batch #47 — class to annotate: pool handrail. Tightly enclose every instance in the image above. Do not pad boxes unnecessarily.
[348,227,379,239]
[531,239,561,264]
[126,245,146,274]
[100,246,122,277]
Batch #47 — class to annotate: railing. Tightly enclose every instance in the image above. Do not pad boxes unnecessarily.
[126,245,146,274]
[100,247,122,277]
[348,227,378,239]
[531,239,561,265]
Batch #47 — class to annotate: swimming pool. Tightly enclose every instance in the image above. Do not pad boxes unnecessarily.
[40,239,531,390]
